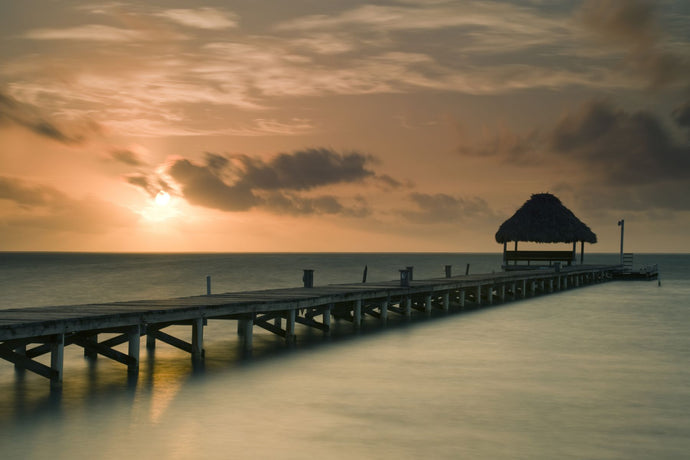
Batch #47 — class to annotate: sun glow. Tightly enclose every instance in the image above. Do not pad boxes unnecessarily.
[155,191,170,206]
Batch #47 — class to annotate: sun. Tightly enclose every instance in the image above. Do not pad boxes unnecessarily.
[155,190,170,206]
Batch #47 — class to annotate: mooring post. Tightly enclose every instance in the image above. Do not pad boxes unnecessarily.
[303,269,314,288]
[399,269,410,287]
[50,333,65,388]
[206,276,211,295]
[192,317,204,359]
[127,325,140,374]
[445,265,452,278]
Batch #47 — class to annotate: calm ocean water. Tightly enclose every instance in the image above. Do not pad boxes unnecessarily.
[0,252,688,459]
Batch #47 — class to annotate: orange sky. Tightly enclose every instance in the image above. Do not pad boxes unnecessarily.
[1,1,689,253]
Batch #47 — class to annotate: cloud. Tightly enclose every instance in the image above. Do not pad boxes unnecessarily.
[550,99,690,185]
[156,7,238,30]
[165,148,384,216]
[110,149,146,166]
[673,101,690,130]
[459,98,690,212]
[399,193,495,224]
[0,90,87,144]
[579,0,690,88]
[0,176,136,233]
[23,24,146,42]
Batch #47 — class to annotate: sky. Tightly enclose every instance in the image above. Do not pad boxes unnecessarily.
[1,0,689,253]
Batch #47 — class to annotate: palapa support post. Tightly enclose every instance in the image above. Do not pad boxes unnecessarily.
[50,333,65,388]
[192,317,204,359]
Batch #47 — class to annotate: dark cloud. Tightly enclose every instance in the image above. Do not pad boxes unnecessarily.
[580,0,690,88]
[672,101,690,130]
[0,175,66,207]
[111,149,146,166]
[550,99,690,185]
[0,90,86,144]
[231,148,375,191]
[168,158,259,212]
[167,148,383,216]
[399,193,495,224]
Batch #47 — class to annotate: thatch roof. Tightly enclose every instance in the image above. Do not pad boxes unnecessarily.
[495,193,597,244]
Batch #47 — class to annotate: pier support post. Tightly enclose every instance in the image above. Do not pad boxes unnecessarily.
[353,300,362,329]
[443,292,450,311]
[404,297,412,317]
[84,334,98,359]
[499,284,505,302]
[459,289,465,308]
[549,279,554,293]
[381,299,388,324]
[476,285,482,306]
[324,304,332,335]
[286,310,296,344]
[192,317,204,359]
[14,345,26,372]
[50,333,65,388]
[146,332,156,350]
[487,286,493,305]
[521,280,526,298]
[127,326,140,374]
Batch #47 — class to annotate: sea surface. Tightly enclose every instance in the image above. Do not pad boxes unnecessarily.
[0,252,688,459]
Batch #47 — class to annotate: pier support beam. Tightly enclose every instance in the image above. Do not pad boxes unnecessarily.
[323,304,332,335]
[381,299,388,324]
[521,280,526,298]
[459,289,465,308]
[443,292,450,311]
[425,295,432,315]
[404,297,412,317]
[476,285,482,306]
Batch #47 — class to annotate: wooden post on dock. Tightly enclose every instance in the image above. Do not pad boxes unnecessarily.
[192,317,204,359]
[50,334,64,388]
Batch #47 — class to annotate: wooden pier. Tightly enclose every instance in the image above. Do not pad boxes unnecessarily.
[0,264,624,388]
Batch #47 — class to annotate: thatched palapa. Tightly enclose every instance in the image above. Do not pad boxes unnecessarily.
[495,193,596,244]
[496,193,596,267]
